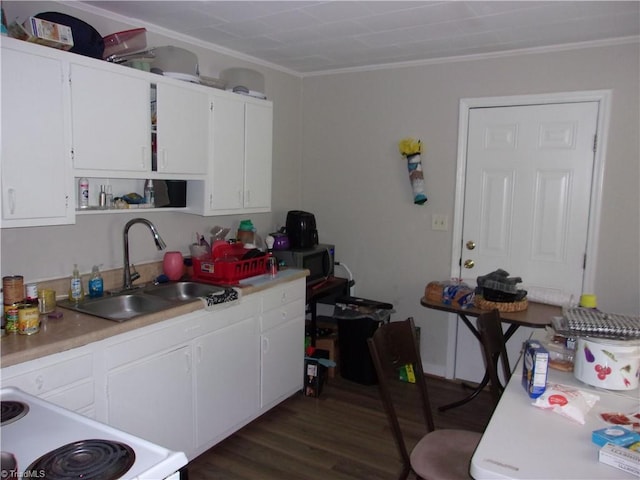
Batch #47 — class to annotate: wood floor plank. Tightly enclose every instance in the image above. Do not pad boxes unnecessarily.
[187,375,494,479]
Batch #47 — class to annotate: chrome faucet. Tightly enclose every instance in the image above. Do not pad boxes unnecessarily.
[122,218,167,290]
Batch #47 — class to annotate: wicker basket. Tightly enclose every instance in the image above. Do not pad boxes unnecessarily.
[475,295,528,313]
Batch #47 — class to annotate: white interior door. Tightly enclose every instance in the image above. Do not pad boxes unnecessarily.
[454,101,600,382]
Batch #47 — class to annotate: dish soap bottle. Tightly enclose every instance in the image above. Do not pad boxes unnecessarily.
[88,265,104,298]
[69,263,84,303]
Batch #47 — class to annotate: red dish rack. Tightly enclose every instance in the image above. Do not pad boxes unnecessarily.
[192,243,267,284]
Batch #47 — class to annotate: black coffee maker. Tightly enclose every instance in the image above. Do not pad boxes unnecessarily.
[285,210,318,249]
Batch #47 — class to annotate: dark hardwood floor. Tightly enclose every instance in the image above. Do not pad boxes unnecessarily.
[187,374,494,479]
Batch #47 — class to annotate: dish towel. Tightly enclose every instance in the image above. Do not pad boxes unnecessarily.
[200,287,240,310]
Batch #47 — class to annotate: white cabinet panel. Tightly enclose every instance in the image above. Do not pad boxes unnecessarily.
[1,44,73,227]
[244,102,273,210]
[70,63,150,173]
[194,315,260,447]
[107,345,194,453]
[156,83,210,175]
[0,349,94,414]
[261,317,305,408]
[200,92,273,215]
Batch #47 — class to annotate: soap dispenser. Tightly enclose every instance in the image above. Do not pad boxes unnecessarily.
[69,263,84,303]
[88,265,104,298]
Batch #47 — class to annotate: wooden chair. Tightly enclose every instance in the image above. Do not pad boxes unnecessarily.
[476,309,512,407]
[367,317,482,480]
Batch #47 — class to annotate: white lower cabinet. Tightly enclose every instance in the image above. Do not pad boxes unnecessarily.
[194,305,259,449]
[0,278,305,460]
[260,281,306,408]
[0,347,95,416]
[107,345,193,453]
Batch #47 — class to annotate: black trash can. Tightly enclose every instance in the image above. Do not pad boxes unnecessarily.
[334,296,393,385]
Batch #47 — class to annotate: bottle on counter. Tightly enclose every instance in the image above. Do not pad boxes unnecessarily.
[237,219,255,245]
[69,264,84,303]
[88,265,104,298]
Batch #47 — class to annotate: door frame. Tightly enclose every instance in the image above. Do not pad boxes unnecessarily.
[445,90,612,379]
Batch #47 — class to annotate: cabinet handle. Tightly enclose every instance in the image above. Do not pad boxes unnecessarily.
[262,337,270,354]
[8,188,16,215]
[161,149,167,171]
[35,374,44,391]
[140,146,146,169]
[197,344,203,364]
[185,350,192,374]
[238,190,243,206]
[245,190,251,206]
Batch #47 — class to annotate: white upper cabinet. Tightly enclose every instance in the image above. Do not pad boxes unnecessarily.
[244,102,273,211]
[1,40,74,227]
[155,83,210,175]
[196,92,272,215]
[70,63,150,174]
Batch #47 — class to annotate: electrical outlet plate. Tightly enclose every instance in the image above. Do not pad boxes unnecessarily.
[432,214,448,231]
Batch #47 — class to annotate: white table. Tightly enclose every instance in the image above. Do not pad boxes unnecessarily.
[471,331,640,479]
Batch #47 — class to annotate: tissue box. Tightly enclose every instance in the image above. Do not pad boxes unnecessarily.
[599,443,640,476]
[522,340,549,398]
[593,426,640,447]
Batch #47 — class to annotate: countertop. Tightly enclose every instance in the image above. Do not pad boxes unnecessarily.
[1,269,308,368]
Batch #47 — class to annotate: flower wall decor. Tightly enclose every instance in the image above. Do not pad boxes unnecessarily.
[398,137,427,204]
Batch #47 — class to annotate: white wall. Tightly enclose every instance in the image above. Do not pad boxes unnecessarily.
[301,43,640,376]
[1,1,304,282]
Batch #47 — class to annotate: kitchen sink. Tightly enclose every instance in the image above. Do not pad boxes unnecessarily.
[59,281,225,322]
[143,281,224,302]
[60,294,176,321]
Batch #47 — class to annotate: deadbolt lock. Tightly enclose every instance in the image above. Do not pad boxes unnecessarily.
[463,259,475,269]
[466,240,476,250]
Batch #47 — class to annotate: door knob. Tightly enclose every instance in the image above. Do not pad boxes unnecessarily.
[463,259,475,269]
[466,240,476,250]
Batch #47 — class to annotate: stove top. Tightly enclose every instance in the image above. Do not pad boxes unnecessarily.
[0,387,187,479]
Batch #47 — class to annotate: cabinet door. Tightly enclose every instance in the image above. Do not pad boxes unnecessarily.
[107,345,193,453]
[261,317,305,408]
[1,46,73,227]
[194,314,260,447]
[244,102,273,210]
[156,82,209,175]
[210,94,245,211]
[70,63,150,172]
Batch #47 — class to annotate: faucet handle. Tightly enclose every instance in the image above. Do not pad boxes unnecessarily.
[130,264,141,283]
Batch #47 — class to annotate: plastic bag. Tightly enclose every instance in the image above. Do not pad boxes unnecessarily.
[532,383,599,424]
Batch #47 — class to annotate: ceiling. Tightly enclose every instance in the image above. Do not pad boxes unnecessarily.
[81,1,640,74]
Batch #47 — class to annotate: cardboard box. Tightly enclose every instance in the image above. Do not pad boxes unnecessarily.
[304,349,329,397]
[522,339,549,398]
[8,17,74,50]
[599,443,640,476]
[593,426,640,448]
[315,336,338,379]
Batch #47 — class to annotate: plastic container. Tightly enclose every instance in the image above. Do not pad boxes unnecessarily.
[150,46,199,79]
[102,28,147,59]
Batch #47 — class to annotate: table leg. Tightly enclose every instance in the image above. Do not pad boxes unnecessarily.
[437,313,519,412]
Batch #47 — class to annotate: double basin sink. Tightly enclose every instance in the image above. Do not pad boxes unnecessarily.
[59,281,225,322]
